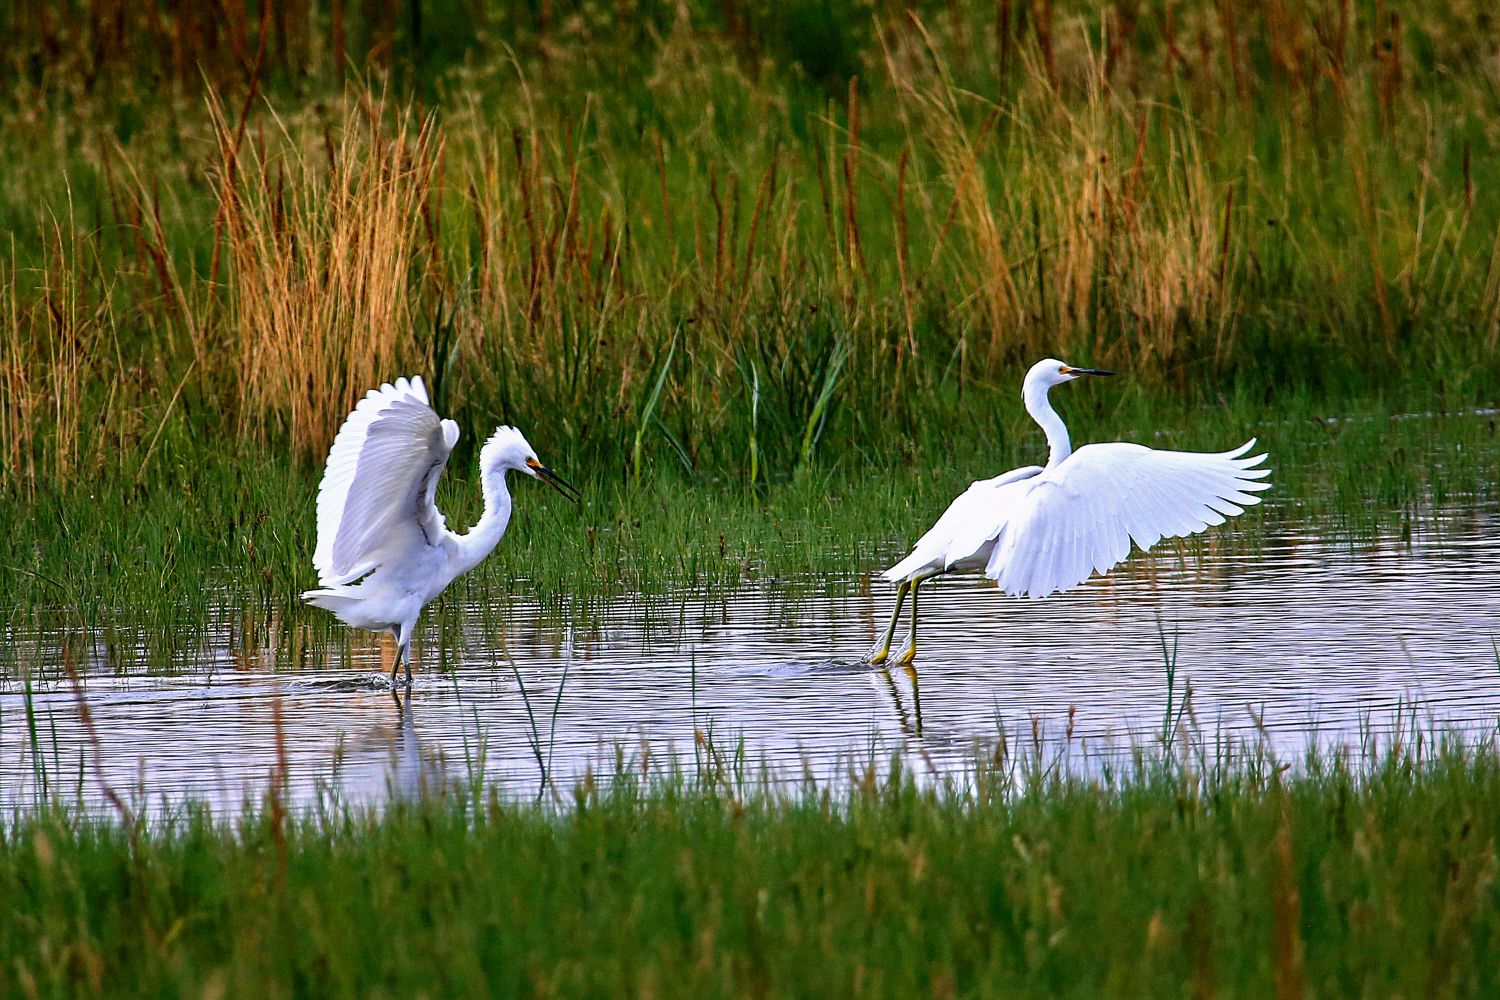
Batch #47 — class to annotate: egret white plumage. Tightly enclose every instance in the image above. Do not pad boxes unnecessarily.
[303,376,579,686]
[869,358,1271,665]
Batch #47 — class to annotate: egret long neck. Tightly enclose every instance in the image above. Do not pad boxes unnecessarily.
[453,466,513,575]
[1024,380,1072,467]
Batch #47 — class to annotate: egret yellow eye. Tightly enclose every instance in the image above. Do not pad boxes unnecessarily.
[1058,366,1071,374]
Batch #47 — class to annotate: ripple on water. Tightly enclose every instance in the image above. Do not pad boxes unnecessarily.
[3,513,1499,813]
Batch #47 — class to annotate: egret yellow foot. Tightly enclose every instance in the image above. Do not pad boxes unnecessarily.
[892,639,917,666]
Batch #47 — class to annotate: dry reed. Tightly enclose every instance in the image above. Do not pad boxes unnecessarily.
[0,205,131,496]
[212,91,440,460]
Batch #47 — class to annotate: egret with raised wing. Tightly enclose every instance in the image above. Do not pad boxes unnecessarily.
[869,358,1270,665]
[303,377,580,686]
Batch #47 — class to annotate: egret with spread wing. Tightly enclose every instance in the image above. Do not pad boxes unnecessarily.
[303,377,580,686]
[869,358,1270,665]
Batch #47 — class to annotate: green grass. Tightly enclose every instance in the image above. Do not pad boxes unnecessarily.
[2,730,1498,998]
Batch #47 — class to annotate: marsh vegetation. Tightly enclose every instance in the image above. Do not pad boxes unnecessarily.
[2,1,1500,995]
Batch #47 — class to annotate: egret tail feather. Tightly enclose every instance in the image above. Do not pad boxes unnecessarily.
[302,587,365,618]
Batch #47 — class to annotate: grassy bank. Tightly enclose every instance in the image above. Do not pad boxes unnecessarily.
[3,733,1499,998]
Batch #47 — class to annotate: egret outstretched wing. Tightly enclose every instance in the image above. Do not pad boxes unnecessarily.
[312,376,460,586]
[988,439,1270,598]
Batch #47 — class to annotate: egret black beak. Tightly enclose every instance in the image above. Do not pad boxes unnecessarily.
[1062,366,1114,377]
[526,459,582,503]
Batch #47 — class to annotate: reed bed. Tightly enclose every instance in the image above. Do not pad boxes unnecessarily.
[1,1,1497,494]
[0,1,1497,642]
[213,90,441,457]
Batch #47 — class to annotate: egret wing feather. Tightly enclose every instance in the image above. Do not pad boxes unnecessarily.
[939,466,1044,571]
[882,466,1042,581]
[312,376,457,586]
[881,484,985,581]
[987,439,1269,597]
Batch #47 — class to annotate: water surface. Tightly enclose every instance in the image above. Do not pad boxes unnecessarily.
[3,510,1498,813]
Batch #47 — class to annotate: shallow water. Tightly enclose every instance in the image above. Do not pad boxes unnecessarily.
[3,509,1499,813]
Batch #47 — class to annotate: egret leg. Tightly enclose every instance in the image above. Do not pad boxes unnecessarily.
[893,570,942,666]
[866,580,911,665]
[393,623,415,688]
[387,630,401,687]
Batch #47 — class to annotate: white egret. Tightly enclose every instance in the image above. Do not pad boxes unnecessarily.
[870,358,1271,665]
[302,376,580,686]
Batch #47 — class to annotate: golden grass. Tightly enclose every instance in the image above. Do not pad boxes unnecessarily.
[0,204,130,496]
[212,92,440,460]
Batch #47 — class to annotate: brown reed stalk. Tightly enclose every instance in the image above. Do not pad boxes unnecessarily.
[1213,184,1236,363]
[1462,142,1473,223]
[1034,0,1057,90]
[653,129,675,256]
[62,644,135,832]
[776,174,799,292]
[895,145,916,363]
[1269,794,1306,999]
[1124,107,1149,229]
[1216,0,1248,106]
[41,216,94,489]
[512,129,542,327]
[215,89,440,460]
[1103,0,1134,83]
[1160,3,1182,80]
[996,0,1012,82]
[331,0,346,87]
[814,126,843,299]
[725,168,740,293]
[1376,11,1402,137]
[267,690,289,889]
[740,156,778,303]
[1340,119,1397,355]
[842,77,870,295]
[206,6,270,295]
[1482,229,1500,351]
[710,164,726,297]
[0,247,36,493]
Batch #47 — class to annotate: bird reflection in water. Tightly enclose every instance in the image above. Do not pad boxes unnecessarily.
[383,689,449,801]
[873,664,923,738]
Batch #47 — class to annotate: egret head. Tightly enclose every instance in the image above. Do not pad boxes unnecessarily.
[481,427,581,503]
[1026,358,1114,392]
